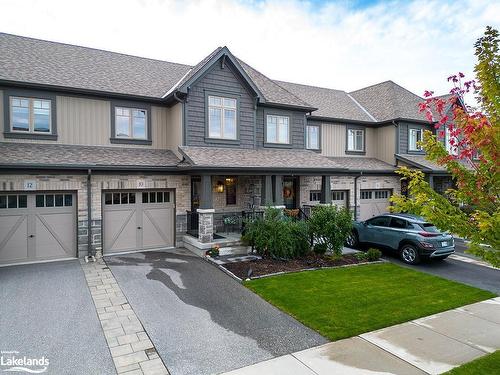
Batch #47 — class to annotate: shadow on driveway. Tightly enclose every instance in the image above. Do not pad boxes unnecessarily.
[106,250,327,375]
[0,260,115,375]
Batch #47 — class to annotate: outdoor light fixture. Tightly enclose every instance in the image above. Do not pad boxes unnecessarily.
[215,181,224,193]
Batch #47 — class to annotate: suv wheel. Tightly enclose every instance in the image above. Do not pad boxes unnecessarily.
[400,244,420,264]
[346,231,359,249]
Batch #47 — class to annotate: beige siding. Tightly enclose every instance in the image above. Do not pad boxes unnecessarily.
[375,125,396,164]
[165,102,183,156]
[321,123,345,156]
[321,123,376,157]
[57,96,111,145]
[0,93,177,150]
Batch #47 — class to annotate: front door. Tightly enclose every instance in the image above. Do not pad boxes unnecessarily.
[283,177,299,209]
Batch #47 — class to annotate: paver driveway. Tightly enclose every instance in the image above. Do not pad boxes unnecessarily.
[106,250,327,375]
[0,260,115,375]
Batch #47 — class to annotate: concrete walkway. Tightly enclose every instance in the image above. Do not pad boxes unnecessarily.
[222,297,500,375]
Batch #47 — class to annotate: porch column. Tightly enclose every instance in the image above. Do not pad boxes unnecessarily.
[261,175,273,206]
[428,174,434,190]
[197,174,214,243]
[273,175,284,206]
[320,175,332,204]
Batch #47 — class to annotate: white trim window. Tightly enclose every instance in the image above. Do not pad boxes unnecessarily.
[115,107,147,139]
[445,127,458,155]
[347,128,364,152]
[10,97,51,133]
[266,115,289,144]
[306,125,320,150]
[208,96,237,139]
[409,128,423,151]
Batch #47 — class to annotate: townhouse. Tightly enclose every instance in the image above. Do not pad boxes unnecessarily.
[0,33,453,265]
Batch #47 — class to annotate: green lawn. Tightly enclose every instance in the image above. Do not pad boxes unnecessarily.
[445,351,500,374]
[246,263,495,341]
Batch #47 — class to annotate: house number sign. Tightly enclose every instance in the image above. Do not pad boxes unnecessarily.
[23,180,37,191]
[136,179,146,189]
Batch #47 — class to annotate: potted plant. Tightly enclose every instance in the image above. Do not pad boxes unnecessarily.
[206,244,220,258]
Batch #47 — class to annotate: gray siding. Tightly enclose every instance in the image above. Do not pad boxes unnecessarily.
[185,58,256,148]
[256,107,306,149]
[398,121,433,154]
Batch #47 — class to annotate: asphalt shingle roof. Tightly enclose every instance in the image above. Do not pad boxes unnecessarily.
[276,81,374,122]
[179,146,345,170]
[238,60,314,109]
[0,33,191,98]
[0,143,180,169]
[327,157,396,171]
[395,154,447,172]
[349,81,427,122]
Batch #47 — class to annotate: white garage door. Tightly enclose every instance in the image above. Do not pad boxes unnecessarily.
[359,189,392,221]
[0,192,76,265]
[103,190,175,254]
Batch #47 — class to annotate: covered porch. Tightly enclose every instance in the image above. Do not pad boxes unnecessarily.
[177,146,345,251]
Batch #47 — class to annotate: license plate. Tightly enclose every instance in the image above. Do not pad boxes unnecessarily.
[441,241,448,247]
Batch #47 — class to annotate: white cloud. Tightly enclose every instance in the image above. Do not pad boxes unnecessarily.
[1,0,498,98]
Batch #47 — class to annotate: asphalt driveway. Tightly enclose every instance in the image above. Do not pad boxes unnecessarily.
[0,260,115,375]
[106,250,327,375]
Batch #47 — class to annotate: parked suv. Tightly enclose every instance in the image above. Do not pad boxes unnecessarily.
[347,213,455,264]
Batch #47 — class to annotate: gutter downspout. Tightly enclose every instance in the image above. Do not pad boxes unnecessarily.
[354,172,363,221]
[86,168,95,262]
[173,91,187,146]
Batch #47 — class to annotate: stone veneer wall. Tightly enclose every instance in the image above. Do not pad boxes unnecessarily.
[300,174,401,217]
[211,175,262,212]
[0,173,191,257]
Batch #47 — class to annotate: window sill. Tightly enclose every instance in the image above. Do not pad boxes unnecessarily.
[264,142,292,149]
[204,138,240,145]
[3,132,58,141]
[345,150,366,155]
[407,150,425,154]
[306,147,322,153]
[110,138,152,145]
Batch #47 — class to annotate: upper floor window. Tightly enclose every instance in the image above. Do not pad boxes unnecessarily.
[115,107,147,139]
[347,128,364,152]
[445,127,458,156]
[266,115,289,144]
[409,128,422,151]
[10,97,51,134]
[208,95,237,139]
[306,125,320,150]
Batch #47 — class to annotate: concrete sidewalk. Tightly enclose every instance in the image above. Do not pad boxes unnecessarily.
[221,297,500,375]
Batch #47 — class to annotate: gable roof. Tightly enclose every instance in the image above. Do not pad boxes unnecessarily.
[349,80,427,122]
[276,81,374,122]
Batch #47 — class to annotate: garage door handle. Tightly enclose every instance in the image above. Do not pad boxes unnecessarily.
[137,226,142,230]
[28,234,35,238]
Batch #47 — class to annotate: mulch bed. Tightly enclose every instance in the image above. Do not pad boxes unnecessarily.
[222,254,372,279]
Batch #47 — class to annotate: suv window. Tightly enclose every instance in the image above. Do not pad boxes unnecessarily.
[366,216,390,227]
[419,223,440,233]
[390,217,407,229]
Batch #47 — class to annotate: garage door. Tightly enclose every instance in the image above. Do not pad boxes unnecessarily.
[359,189,392,221]
[332,190,348,209]
[103,190,175,254]
[0,192,76,265]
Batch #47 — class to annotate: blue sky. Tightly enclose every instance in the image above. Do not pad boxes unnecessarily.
[0,0,498,100]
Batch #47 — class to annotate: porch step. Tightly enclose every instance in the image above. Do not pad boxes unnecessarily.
[218,245,251,256]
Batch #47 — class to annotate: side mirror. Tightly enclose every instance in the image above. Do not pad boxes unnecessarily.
[362,221,368,226]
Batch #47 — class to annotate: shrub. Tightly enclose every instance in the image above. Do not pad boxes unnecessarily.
[308,205,353,257]
[242,207,310,259]
[366,248,382,261]
[355,252,367,261]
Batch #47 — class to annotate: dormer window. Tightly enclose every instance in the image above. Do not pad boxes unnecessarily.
[266,115,290,144]
[208,95,237,140]
[409,128,423,151]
